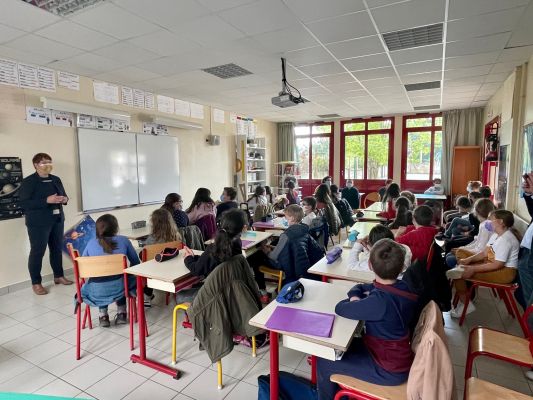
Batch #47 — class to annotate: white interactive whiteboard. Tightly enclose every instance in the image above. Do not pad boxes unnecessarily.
[77,128,180,211]
[137,134,180,204]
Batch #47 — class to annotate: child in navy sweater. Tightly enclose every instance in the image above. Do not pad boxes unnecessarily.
[317,239,418,400]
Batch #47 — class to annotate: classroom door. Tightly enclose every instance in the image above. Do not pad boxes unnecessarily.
[295,123,334,197]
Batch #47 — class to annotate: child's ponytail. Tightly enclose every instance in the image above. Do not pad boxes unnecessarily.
[210,209,247,262]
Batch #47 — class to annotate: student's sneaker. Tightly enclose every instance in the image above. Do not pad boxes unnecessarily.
[114,312,128,325]
[144,293,154,308]
[446,266,465,280]
[450,302,476,318]
[99,315,110,328]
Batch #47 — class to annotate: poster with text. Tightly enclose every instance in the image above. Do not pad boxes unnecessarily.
[0,157,23,221]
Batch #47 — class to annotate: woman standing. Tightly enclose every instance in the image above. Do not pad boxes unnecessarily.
[19,153,72,295]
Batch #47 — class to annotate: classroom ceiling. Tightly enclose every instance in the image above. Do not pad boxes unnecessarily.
[2,0,533,122]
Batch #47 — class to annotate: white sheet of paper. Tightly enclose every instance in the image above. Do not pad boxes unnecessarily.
[133,89,145,108]
[95,116,113,130]
[145,92,155,109]
[190,102,204,119]
[236,118,244,135]
[143,122,168,136]
[51,110,74,127]
[77,114,96,128]
[249,121,257,139]
[18,63,39,90]
[113,119,130,132]
[57,71,79,90]
[93,81,119,104]
[26,106,51,125]
[174,99,190,117]
[38,67,56,92]
[213,108,225,124]
[0,58,19,87]
[121,86,133,107]
[230,112,237,123]
[157,95,174,114]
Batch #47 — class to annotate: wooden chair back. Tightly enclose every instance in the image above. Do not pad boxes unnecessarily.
[66,242,80,261]
[74,254,127,279]
[141,241,183,262]
[364,192,380,208]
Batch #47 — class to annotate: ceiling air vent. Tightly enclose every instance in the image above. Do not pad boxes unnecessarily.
[383,23,443,51]
[202,63,252,79]
[413,105,440,111]
[22,0,105,16]
[317,113,341,119]
[405,81,441,91]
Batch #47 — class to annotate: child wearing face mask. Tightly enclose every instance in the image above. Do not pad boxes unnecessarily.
[247,186,267,213]
[216,187,238,223]
[301,196,317,226]
[161,193,189,228]
[342,179,360,210]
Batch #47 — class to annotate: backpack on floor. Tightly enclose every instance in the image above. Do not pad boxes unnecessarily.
[258,371,318,400]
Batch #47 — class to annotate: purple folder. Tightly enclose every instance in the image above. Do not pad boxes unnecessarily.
[241,239,254,249]
[254,221,275,228]
[265,306,335,338]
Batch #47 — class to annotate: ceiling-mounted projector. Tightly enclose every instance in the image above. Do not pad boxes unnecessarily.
[272,58,307,108]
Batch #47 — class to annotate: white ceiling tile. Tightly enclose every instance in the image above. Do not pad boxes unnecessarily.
[218,0,295,36]
[94,66,162,83]
[197,0,259,12]
[390,44,443,64]
[490,62,520,74]
[341,53,391,71]
[251,26,318,53]
[479,82,503,92]
[0,24,26,45]
[112,0,211,29]
[71,3,159,40]
[5,34,83,60]
[354,67,395,80]
[290,78,320,89]
[283,0,365,23]
[326,35,384,59]
[62,52,126,73]
[46,60,99,77]
[0,45,56,66]
[34,21,117,52]
[285,46,335,67]
[401,71,442,84]
[314,73,356,86]
[396,59,442,75]
[484,72,511,83]
[93,42,159,65]
[406,88,440,98]
[298,62,346,77]
[443,84,481,94]
[445,52,500,69]
[448,0,529,20]
[444,64,492,80]
[361,76,400,87]
[446,32,512,57]
[326,82,364,92]
[442,93,475,101]
[299,87,332,97]
[369,85,405,95]
[446,7,525,42]
[171,15,246,47]
[497,46,533,63]
[471,100,488,106]
[128,30,200,57]
[443,75,487,86]
[410,96,441,105]
[371,0,445,33]
[366,0,410,8]
[0,0,60,32]
[306,11,376,43]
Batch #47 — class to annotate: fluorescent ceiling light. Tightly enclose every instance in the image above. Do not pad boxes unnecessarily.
[152,116,202,130]
[41,97,131,120]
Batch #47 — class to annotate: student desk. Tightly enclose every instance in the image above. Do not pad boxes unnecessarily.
[241,230,273,257]
[121,226,151,240]
[414,193,447,201]
[126,250,203,379]
[249,279,362,400]
[348,221,380,235]
[252,218,287,231]
[365,201,384,212]
[308,253,375,284]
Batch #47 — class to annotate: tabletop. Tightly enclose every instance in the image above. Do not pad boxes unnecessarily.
[126,250,203,282]
[252,217,287,231]
[121,226,151,240]
[348,221,380,235]
[307,254,375,284]
[414,193,447,201]
[241,230,273,250]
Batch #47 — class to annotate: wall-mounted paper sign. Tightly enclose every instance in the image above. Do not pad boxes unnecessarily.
[77,114,96,128]
[213,108,225,124]
[145,92,155,109]
[93,81,119,104]
[113,119,130,132]
[121,86,133,107]
[95,116,113,130]
[133,89,145,108]
[190,102,204,119]
[26,106,51,125]
[52,110,74,127]
[0,58,19,87]
[57,71,79,90]
[174,99,190,117]
[157,95,174,114]
[143,123,168,136]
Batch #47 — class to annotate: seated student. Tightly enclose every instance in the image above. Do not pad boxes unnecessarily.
[186,188,216,224]
[81,214,138,327]
[315,183,342,236]
[448,210,521,317]
[467,180,482,193]
[247,186,267,213]
[258,204,324,283]
[342,179,360,210]
[216,187,238,222]
[317,239,418,400]
[179,209,247,303]
[424,200,443,226]
[479,185,492,199]
[331,184,354,227]
[265,185,275,204]
[468,190,483,204]
[349,225,412,272]
[301,196,317,226]
[161,193,189,228]
[443,196,472,224]
[378,179,393,199]
[286,180,300,205]
[378,182,400,220]
[400,190,416,209]
[395,205,439,263]
[388,196,413,230]
[445,199,496,269]
[424,178,444,195]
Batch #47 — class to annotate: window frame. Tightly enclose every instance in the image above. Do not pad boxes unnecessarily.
[400,113,443,192]
[294,121,334,182]
[340,116,395,190]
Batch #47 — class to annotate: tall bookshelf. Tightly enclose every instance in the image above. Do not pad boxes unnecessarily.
[236,136,267,201]
[273,161,300,195]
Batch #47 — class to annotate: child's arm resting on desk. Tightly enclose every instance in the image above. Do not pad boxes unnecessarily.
[266,233,289,263]
[335,292,387,321]
[347,283,373,300]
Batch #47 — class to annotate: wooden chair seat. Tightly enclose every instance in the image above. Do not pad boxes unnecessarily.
[259,265,284,292]
[469,327,533,366]
[363,192,380,209]
[330,374,407,400]
[465,377,532,400]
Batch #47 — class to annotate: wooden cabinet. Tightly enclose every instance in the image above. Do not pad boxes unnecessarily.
[451,146,482,196]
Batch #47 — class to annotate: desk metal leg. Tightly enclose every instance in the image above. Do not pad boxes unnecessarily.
[269,331,279,400]
[311,355,317,384]
[321,275,328,283]
[130,275,181,379]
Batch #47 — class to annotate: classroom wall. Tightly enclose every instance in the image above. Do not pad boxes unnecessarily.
[0,76,276,290]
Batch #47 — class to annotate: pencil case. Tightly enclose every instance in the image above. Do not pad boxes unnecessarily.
[326,247,342,264]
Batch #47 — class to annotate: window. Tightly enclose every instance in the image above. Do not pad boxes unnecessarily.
[401,114,442,190]
[341,117,394,188]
